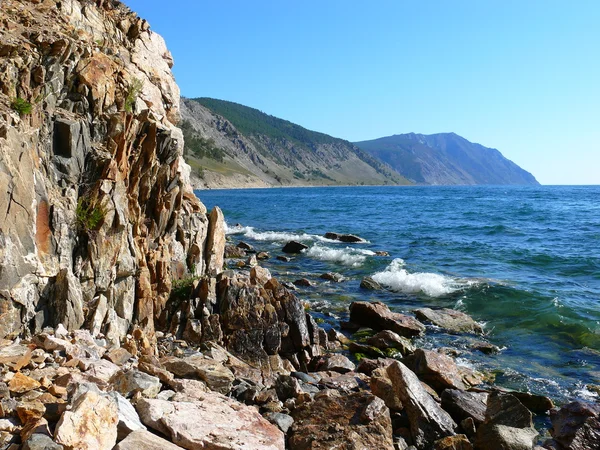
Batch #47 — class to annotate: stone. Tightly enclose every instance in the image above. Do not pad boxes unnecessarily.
[168,378,210,401]
[256,251,270,260]
[441,389,488,425]
[498,389,554,414]
[105,347,133,366]
[434,434,473,450]
[114,429,184,450]
[357,357,397,376]
[470,341,501,355]
[415,308,483,334]
[16,400,46,423]
[289,390,394,449]
[250,266,271,286]
[320,272,345,282]
[206,206,226,276]
[225,245,246,258]
[108,392,146,440]
[276,255,292,262]
[282,241,308,253]
[22,433,64,450]
[408,349,468,391]
[474,392,537,450]
[324,232,366,243]
[237,241,254,251]
[360,276,383,290]
[386,361,456,448]
[8,372,41,393]
[317,372,364,392]
[264,412,294,434]
[161,355,234,394]
[84,359,121,382]
[111,370,161,398]
[314,354,356,374]
[371,367,403,411]
[350,302,425,337]
[54,388,118,450]
[293,278,313,287]
[137,394,284,450]
[367,330,415,355]
[546,401,600,450]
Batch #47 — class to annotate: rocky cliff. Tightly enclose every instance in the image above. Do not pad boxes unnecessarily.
[180,98,411,188]
[356,132,539,185]
[0,0,211,341]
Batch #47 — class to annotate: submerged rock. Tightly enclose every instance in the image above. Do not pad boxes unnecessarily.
[415,308,483,334]
[360,276,384,290]
[350,301,425,337]
[324,232,366,243]
[320,272,345,282]
[289,390,394,449]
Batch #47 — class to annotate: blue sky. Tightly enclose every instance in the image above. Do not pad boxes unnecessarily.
[123,1,599,185]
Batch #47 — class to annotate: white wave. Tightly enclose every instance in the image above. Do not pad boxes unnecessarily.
[224,222,336,243]
[305,244,374,266]
[371,258,468,297]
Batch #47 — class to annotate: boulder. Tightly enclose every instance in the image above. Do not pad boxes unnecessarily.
[282,241,308,253]
[206,206,226,276]
[497,389,554,414]
[434,434,473,450]
[474,392,538,450]
[314,354,356,374]
[360,276,383,290]
[108,392,146,440]
[386,361,456,448]
[324,232,366,243]
[293,278,313,287]
[137,393,284,450]
[110,370,162,398]
[54,387,118,450]
[350,302,425,337]
[415,308,483,334]
[22,434,64,450]
[367,330,415,355]
[237,241,254,252]
[114,429,184,449]
[289,390,394,449]
[8,372,41,393]
[320,272,345,282]
[161,355,234,394]
[408,349,467,391]
[441,389,488,425]
[546,401,600,450]
[264,412,294,434]
[371,367,403,411]
[257,251,270,260]
[225,245,246,258]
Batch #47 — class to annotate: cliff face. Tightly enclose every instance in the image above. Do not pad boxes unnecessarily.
[356,133,539,185]
[180,98,411,188]
[0,0,210,341]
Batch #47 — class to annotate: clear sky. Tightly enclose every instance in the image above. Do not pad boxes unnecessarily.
[123,0,599,185]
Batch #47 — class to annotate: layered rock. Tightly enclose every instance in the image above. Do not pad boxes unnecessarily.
[0,0,209,341]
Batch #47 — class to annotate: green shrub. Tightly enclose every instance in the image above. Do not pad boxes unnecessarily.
[11,97,32,116]
[76,197,106,231]
[124,78,143,113]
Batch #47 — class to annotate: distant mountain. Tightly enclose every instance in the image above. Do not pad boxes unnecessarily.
[180,98,410,188]
[355,133,539,185]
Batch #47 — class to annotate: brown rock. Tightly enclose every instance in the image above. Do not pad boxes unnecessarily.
[441,389,488,425]
[547,401,600,450]
[367,330,415,355]
[289,390,394,449]
[17,400,46,423]
[314,354,356,374]
[408,349,467,391]
[105,347,133,366]
[434,434,473,450]
[371,367,403,411]
[161,355,234,394]
[9,373,41,394]
[349,302,425,337]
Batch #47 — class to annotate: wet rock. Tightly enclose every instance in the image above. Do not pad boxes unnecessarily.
[441,389,488,425]
[237,241,254,252]
[314,354,356,374]
[111,370,161,398]
[375,251,391,256]
[225,245,247,258]
[161,355,235,395]
[434,434,473,450]
[289,390,394,449]
[349,341,387,358]
[470,341,501,355]
[350,302,425,337]
[137,394,284,450]
[367,330,416,355]
[546,401,600,450]
[415,308,483,334]
[282,241,309,253]
[114,429,184,450]
[54,387,118,450]
[264,412,294,434]
[293,278,313,287]
[408,349,468,391]
[257,251,270,260]
[320,272,345,282]
[387,361,456,448]
[497,389,554,414]
[474,392,537,450]
[276,255,292,262]
[324,232,366,243]
[360,276,383,290]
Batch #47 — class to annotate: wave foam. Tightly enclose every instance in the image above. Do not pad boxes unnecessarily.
[306,244,375,266]
[225,222,335,243]
[372,258,467,297]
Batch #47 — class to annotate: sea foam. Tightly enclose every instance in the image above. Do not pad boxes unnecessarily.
[372,258,463,297]
[305,244,375,266]
[225,222,335,243]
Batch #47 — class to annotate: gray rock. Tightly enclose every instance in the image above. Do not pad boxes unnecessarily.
[110,370,162,399]
[387,361,456,449]
[108,392,146,440]
[441,389,488,425]
[22,434,64,450]
[350,302,425,337]
[264,412,294,433]
[320,272,345,282]
[415,308,483,334]
[315,354,356,374]
[360,276,383,290]
[324,232,366,243]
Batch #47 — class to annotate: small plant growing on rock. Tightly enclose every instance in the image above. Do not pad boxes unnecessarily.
[11,97,32,116]
[76,197,106,231]
[124,78,143,113]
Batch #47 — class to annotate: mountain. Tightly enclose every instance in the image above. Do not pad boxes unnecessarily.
[180,98,410,188]
[355,133,539,185]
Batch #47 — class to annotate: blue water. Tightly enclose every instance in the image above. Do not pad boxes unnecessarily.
[196,185,600,403]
